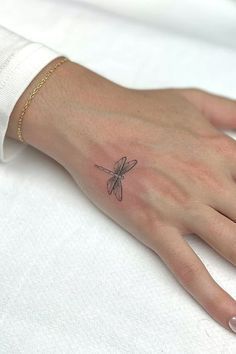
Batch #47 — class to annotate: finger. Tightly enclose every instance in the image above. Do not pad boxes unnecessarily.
[184,203,236,266]
[150,225,236,333]
[177,88,236,130]
[210,178,236,225]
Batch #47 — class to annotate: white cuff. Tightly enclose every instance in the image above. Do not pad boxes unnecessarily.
[0,27,64,163]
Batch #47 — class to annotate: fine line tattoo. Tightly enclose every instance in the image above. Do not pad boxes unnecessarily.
[94,156,138,201]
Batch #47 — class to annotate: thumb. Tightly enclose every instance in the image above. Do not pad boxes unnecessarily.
[177,88,236,130]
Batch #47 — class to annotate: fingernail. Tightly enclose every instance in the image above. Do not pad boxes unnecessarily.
[229,316,236,333]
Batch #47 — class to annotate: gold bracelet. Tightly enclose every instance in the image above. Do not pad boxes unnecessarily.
[17,56,69,143]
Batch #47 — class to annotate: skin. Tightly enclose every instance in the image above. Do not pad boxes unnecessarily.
[7,57,236,333]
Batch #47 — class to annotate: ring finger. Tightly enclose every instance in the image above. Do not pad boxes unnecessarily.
[184,203,236,266]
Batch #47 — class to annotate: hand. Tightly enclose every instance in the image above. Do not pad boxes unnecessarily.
[8,59,236,333]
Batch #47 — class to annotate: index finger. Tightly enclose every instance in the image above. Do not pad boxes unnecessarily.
[149,225,236,334]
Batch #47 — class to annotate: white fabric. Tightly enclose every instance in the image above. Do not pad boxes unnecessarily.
[0,26,62,163]
[80,0,236,47]
[0,0,235,352]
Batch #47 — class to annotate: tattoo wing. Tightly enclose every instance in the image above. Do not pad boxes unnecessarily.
[113,178,122,201]
[107,176,117,194]
[95,165,113,175]
[114,157,127,174]
[120,159,137,174]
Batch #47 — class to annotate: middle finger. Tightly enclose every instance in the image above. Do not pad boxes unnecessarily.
[184,203,236,266]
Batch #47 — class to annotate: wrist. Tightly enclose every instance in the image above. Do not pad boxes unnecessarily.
[7,56,129,169]
[7,56,71,159]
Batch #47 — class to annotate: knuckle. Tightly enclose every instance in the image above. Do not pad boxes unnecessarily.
[211,134,235,158]
[177,261,203,286]
[185,201,224,235]
[197,167,225,193]
[220,135,235,151]
[184,200,205,218]
[181,200,205,230]
[132,206,166,235]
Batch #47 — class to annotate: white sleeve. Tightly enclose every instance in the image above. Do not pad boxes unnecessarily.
[0,25,64,163]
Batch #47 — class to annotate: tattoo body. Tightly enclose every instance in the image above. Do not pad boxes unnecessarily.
[94,156,137,201]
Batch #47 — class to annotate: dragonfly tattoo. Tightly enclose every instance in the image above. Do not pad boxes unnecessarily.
[94,156,138,201]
